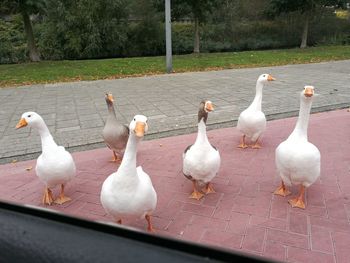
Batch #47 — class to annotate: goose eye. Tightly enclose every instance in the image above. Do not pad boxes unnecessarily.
[28,115,31,118]
[133,118,136,121]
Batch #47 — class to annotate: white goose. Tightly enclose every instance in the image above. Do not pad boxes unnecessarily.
[274,86,320,209]
[16,112,76,205]
[237,74,276,148]
[100,115,157,231]
[183,100,221,200]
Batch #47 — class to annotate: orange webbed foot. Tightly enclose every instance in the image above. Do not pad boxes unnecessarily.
[54,195,71,205]
[203,183,215,194]
[54,184,71,205]
[238,135,248,149]
[251,143,262,149]
[274,185,291,197]
[238,143,249,149]
[110,151,122,163]
[42,188,54,205]
[289,197,306,209]
[189,190,204,200]
[110,156,122,163]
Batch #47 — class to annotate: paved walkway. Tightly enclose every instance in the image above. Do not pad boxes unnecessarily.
[0,109,349,262]
[0,60,350,163]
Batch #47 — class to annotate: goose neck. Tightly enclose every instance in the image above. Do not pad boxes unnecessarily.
[117,133,139,176]
[36,122,57,153]
[107,103,117,120]
[290,98,313,141]
[249,81,264,111]
[195,118,209,144]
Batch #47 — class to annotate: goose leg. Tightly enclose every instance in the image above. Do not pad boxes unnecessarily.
[274,181,291,197]
[238,135,248,149]
[189,180,204,200]
[145,214,154,232]
[203,182,215,194]
[251,137,262,149]
[111,151,122,163]
[42,187,54,205]
[54,184,71,205]
[289,185,306,209]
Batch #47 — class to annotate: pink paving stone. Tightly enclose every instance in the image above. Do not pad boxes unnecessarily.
[287,247,335,263]
[181,224,206,242]
[345,204,350,221]
[200,229,243,250]
[311,226,333,254]
[263,241,287,262]
[326,198,348,220]
[201,192,223,207]
[1,109,350,262]
[153,199,184,220]
[332,231,350,257]
[227,211,250,234]
[267,229,309,249]
[165,211,193,235]
[181,203,215,216]
[334,248,349,263]
[249,215,287,231]
[310,216,350,233]
[189,214,228,230]
[212,197,235,220]
[242,226,266,253]
[288,211,308,235]
[271,195,289,220]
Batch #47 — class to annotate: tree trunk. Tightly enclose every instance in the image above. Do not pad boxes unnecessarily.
[300,13,309,49]
[193,16,200,53]
[21,10,41,62]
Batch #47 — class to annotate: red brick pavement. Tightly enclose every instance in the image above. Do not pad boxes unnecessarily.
[1,109,349,262]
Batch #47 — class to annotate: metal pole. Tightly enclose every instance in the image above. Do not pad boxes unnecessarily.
[165,0,172,73]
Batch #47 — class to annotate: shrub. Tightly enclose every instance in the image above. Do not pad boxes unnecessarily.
[0,16,27,63]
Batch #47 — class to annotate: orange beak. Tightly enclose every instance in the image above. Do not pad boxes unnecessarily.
[205,102,214,112]
[267,74,276,81]
[134,122,146,137]
[304,87,314,97]
[16,118,28,129]
[107,94,114,102]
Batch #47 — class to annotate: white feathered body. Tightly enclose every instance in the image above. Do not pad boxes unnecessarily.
[101,166,157,219]
[237,109,266,142]
[183,120,221,185]
[275,138,320,187]
[36,145,76,188]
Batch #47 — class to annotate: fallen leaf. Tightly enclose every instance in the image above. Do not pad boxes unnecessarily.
[25,166,33,171]
[11,160,17,164]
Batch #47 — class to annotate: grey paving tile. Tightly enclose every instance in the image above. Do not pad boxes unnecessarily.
[1,60,350,160]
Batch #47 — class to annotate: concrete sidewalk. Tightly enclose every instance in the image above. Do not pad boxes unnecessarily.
[0,109,349,262]
[0,60,350,163]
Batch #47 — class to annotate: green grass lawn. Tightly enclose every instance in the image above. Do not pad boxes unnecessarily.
[1,45,350,87]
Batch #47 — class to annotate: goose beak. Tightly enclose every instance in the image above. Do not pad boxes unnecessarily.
[304,87,314,97]
[205,101,214,112]
[134,122,146,137]
[107,94,114,102]
[16,118,28,129]
[267,74,276,81]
